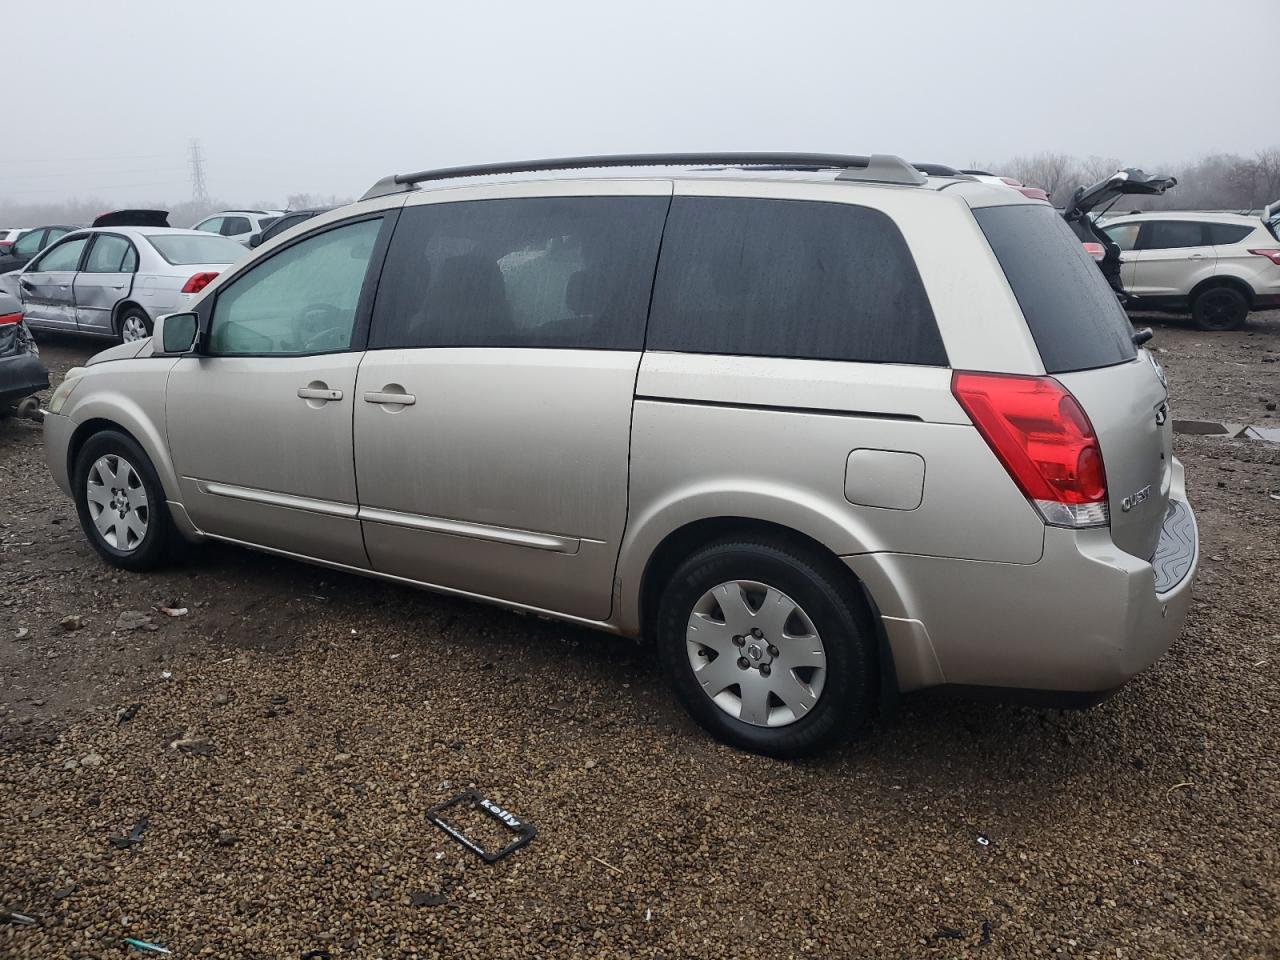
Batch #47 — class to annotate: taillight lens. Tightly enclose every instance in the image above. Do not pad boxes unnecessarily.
[181,271,219,294]
[0,311,22,326]
[952,371,1109,528]
[1082,241,1106,261]
[1247,248,1280,266]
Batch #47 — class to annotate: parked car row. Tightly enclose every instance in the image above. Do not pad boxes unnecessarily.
[40,152,1199,757]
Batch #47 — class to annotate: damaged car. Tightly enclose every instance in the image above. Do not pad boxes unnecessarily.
[15,218,247,343]
[0,289,49,420]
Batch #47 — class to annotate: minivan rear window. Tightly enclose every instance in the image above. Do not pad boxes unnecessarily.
[974,204,1137,373]
[647,197,946,365]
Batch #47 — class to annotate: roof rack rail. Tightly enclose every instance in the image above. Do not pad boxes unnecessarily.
[360,152,962,200]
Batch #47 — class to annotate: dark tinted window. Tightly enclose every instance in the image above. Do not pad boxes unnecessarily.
[221,216,251,236]
[1206,222,1253,245]
[1139,220,1206,250]
[371,196,668,350]
[265,213,311,241]
[975,204,1137,373]
[646,197,945,365]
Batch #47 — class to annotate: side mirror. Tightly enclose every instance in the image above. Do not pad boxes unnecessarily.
[249,233,263,248]
[153,312,200,356]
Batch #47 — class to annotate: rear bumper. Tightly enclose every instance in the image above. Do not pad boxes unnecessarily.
[848,461,1198,696]
[0,352,50,407]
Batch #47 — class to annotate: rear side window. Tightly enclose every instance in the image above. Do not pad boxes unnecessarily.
[647,197,945,365]
[1138,220,1205,250]
[974,204,1137,373]
[221,216,251,236]
[1206,223,1254,245]
[84,234,135,273]
[371,196,668,350]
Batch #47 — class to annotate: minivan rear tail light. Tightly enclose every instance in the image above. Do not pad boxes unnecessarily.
[0,311,22,326]
[181,271,219,294]
[1247,248,1280,266]
[951,371,1108,528]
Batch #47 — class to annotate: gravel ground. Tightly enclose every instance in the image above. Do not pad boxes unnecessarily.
[2,312,1278,959]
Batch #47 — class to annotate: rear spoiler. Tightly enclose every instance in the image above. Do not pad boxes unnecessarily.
[92,209,170,228]
[1265,200,1280,221]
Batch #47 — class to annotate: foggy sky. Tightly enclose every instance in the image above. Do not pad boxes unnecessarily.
[7,0,1277,207]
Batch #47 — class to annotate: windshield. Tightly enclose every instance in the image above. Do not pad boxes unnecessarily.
[147,234,246,265]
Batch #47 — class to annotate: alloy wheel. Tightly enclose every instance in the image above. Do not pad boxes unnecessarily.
[1197,290,1243,331]
[121,313,150,342]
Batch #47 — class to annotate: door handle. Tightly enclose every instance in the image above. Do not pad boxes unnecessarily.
[363,388,416,406]
[297,386,343,401]
[1188,253,1206,260]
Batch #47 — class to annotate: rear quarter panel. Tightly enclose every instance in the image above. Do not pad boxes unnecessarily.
[614,181,1049,635]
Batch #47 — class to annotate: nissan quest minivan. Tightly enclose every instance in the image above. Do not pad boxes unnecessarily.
[43,153,1199,757]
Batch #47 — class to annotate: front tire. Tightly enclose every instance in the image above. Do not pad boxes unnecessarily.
[656,538,876,758]
[1191,286,1248,331]
[118,306,153,343]
[73,430,172,571]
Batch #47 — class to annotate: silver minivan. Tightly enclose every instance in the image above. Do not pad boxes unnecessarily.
[43,153,1198,757]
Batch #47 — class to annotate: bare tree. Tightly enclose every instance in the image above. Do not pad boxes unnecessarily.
[1002,152,1081,202]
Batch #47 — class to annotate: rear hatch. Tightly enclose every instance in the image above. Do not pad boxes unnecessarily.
[973,202,1171,561]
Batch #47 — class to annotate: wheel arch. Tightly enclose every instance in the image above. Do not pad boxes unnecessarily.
[628,515,900,706]
[64,395,179,503]
[1189,274,1255,308]
[111,300,151,336]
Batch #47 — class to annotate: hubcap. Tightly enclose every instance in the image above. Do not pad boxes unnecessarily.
[85,455,149,551]
[686,580,827,728]
[122,314,149,342]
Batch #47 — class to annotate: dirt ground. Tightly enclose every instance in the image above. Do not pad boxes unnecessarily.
[2,311,1278,959]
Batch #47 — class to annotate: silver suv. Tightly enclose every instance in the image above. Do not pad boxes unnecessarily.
[43,153,1199,757]
[1100,209,1280,330]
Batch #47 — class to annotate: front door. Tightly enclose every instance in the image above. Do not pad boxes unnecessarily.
[166,214,389,567]
[18,234,88,330]
[74,233,137,336]
[353,186,670,620]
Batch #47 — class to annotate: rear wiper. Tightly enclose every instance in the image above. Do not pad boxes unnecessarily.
[1132,327,1154,346]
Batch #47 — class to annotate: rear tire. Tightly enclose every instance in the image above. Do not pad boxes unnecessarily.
[655,537,876,758]
[1191,286,1248,331]
[73,430,172,571]
[118,306,152,344]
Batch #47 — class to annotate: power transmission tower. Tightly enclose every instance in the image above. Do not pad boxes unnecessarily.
[188,139,210,205]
